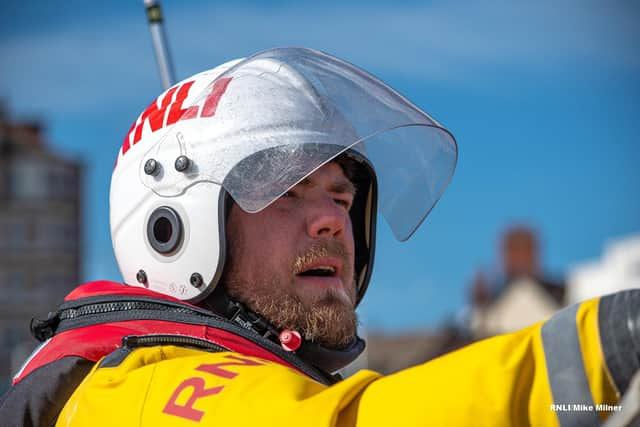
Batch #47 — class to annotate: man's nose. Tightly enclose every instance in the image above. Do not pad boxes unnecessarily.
[305,196,348,238]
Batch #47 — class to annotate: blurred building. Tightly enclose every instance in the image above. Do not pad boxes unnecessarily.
[357,228,640,375]
[355,226,567,375]
[0,106,82,392]
[364,326,470,375]
[340,324,470,376]
[468,226,565,338]
[566,233,640,304]
[345,226,569,375]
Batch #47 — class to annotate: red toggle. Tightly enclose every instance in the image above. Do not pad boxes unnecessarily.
[279,329,302,351]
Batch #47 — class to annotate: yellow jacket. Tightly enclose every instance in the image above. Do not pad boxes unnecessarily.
[55,295,626,427]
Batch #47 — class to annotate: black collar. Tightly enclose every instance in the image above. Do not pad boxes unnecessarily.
[201,287,366,374]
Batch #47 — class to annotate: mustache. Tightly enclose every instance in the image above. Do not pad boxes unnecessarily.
[292,239,352,275]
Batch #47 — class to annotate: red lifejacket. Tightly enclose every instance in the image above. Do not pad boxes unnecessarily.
[2,281,341,427]
[15,280,325,385]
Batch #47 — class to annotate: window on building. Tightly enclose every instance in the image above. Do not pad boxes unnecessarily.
[35,271,75,302]
[63,223,78,250]
[0,217,29,250]
[0,270,28,302]
[9,160,48,200]
[47,165,78,201]
[34,221,78,250]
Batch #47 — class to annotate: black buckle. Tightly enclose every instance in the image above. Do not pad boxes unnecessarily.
[228,301,279,341]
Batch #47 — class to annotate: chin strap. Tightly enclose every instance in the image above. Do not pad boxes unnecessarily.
[296,334,366,374]
[201,287,365,374]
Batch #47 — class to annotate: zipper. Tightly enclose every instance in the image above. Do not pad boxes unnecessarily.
[59,300,198,320]
[122,334,229,352]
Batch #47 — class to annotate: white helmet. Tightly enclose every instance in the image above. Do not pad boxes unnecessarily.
[110,47,457,304]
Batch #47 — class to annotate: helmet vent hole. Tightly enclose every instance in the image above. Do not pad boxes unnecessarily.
[147,206,183,254]
[153,217,173,243]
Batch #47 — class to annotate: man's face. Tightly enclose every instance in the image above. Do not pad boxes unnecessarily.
[222,161,358,349]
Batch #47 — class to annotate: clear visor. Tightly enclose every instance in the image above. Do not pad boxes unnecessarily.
[140,47,457,241]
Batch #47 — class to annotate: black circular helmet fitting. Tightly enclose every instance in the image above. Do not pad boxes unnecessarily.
[147,206,183,254]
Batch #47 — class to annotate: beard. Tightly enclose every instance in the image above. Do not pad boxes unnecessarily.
[221,239,358,349]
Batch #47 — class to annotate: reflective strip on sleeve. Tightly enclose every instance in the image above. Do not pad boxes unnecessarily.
[541,303,601,427]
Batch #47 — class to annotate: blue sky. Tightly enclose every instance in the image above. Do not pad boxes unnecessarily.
[1,1,639,331]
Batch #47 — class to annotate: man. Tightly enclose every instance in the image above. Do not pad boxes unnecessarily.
[1,47,638,426]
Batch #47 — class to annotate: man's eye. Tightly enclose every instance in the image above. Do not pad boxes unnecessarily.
[281,191,298,200]
[334,198,351,209]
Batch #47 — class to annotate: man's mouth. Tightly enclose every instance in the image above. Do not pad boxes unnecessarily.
[297,266,337,277]
[294,257,343,280]
[294,257,354,305]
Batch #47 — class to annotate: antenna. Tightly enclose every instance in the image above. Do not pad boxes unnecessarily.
[144,0,176,90]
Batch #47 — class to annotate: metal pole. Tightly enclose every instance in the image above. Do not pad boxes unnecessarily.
[144,0,176,90]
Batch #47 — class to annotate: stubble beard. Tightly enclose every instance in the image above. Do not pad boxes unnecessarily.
[222,240,359,349]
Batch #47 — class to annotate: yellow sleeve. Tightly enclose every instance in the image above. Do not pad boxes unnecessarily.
[345,296,619,426]
[57,296,619,427]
